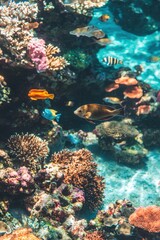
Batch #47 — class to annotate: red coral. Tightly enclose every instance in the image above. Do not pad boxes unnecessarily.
[84,231,104,240]
[129,206,160,232]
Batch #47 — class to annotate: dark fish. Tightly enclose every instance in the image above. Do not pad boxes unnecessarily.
[74,103,123,122]
[103,56,123,66]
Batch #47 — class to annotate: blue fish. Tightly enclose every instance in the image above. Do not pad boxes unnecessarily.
[42,109,61,122]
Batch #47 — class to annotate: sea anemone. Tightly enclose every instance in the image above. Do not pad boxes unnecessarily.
[51,149,105,209]
[7,133,49,173]
[129,206,160,232]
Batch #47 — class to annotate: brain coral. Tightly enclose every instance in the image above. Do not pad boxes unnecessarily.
[129,206,160,232]
[51,149,105,209]
[7,133,49,173]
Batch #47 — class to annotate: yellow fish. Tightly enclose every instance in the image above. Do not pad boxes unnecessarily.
[94,38,112,46]
[74,104,123,122]
[103,97,123,105]
[28,89,54,100]
[70,26,105,39]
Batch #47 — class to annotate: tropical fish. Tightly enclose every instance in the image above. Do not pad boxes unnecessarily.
[74,104,123,122]
[28,89,54,100]
[42,108,61,122]
[99,14,110,22]
[149,56,160,62]
[70,26,105,39]
[94,38,112,46]
[103,56,123,66]
[103,97,123,105]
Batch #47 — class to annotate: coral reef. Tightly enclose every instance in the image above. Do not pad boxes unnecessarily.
[95,120,147,164]
[0,1,38,68]
[129,206,160,233]
[25,184,85,223]
[51,149,105,209]
[84,231,104,240]
[0,228,40,240]
[7,133,49,173]
[0,166,35,195]
[58,0,108,15]
[0,75,11,107]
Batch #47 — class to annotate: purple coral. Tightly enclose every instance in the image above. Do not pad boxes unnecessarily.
[0,166,35,195]
[27,38,48,72]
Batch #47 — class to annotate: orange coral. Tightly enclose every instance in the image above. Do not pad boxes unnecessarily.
[115,76,138,86]
[84,231,104,240]
[51,149,105,209]
[0,228,41,240]
[105,82,119,92]
[129,206,160,232]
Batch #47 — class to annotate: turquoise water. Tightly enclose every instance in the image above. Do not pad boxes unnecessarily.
[91,6,160,88]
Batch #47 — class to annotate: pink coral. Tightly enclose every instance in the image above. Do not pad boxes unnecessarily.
[27,38,48,72]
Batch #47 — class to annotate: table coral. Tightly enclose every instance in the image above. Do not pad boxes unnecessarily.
[129,206,160,233]
[51,148,105,209]
[7,133,49,173]
[0,228,41,240]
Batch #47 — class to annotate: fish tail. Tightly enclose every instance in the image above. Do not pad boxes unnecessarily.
[49,94,54,100]
[56,114,61,122]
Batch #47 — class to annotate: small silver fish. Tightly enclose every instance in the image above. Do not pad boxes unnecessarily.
[103,56,123,66]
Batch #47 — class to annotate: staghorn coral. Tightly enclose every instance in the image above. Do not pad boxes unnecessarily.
[0,166,35,195]
[46,44,69,71]
[0,1,38,68]
[7,133,49,173]
[58,0,108,15]
[129,206,160,233]
[84,231,104,240]
[51,149,105,209]
[0,228,41,240]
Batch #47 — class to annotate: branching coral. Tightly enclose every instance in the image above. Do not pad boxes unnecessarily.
[84,231,104,240]
[0,1,38,68]
[0,228,41,240]
[51,149,105,209]
[7,133,49,173]
[129,206,160,233]
[58,0,108,15]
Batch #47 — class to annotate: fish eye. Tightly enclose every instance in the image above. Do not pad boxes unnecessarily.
[78,110,82,113]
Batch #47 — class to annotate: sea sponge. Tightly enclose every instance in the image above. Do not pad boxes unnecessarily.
[0,228,41,240]
[129,206,160,232]
[7,133,49,173]
[51,149,105,209]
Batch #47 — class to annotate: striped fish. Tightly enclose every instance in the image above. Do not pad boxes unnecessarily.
[103,56,123,66]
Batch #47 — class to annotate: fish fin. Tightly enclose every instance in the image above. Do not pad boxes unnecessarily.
[84,112,92,119]
[50,109,57,115]
[86,119,96,124]
[49,94,54,100]
[55,114,61,122]
[51,120,58,125]
[30,97,37,100]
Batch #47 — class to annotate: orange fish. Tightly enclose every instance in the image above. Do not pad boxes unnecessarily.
[74,104,123,122]
[28,89,54,100]
[99,14,110,22]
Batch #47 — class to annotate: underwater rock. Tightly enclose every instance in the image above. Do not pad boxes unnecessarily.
[0,166,35,195]
[95,120,148,165]
[0,149,12,169]
[108,0,160,35]
[51,149,105,209]
[7,133,49,174]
